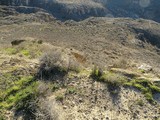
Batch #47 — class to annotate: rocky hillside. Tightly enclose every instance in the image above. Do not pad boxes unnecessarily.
[0,39,160,120]
[0,6,160,120]
[0,0,160,22]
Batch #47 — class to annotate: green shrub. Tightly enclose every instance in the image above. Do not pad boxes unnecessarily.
[66,86,77,94]
[102,72,127,85]
[0,76,37,110]
[121,78,160,103]
[134,79,149,87]
[37,40,43,44]
[90,66,103,80]
[124,82,133,86]
[55,94,64,102]
[4,76,34,98]
[0,115,5,120]
[112,59,128,69]
[133,83,148,93]
[144,92,154,103]
[136,99,144,106]
[149,84,160,93]
[68,58,81,73]
[5,48,17,55]
[20,49,30,57]
[52,83,60,92]
[91,66,127,87]
[38,51,80,80]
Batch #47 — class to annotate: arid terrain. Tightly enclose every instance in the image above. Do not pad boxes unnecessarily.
[0,3,160,120]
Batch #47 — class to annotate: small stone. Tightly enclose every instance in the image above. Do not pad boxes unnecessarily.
[79,98,83,102]
[19,54,23,57]
[144,111,147,114]
[63,106,67,109]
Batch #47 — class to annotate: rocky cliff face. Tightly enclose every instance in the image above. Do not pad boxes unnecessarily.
[107,0,160,22]
[0,0,160,22]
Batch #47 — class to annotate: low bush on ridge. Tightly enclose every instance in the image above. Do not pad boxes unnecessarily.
[37,50,81,80]
[90,66,160,103]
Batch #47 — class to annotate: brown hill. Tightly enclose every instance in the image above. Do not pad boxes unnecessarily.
[0,5,160,120]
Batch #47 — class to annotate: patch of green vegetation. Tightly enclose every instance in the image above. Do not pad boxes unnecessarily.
[91,66,126,86]
[0,76,38,111]
[0,73,19,95]
[133,83,148,93]
[90,67,128,95]
[144,92,154,104]
[55,94,64,102]
[69,66,81,73]
[136,99,144,106]
[138,69,145,73]
[0,115,5,120]
[125,79,160,104]
[123,82,133,86]
[149,84,160,93]
[66,86,77,94]
[90,66,104,80]
[5,48,17,55]
[91,66,160,103]
[3,43,42,59]
[52,83,60,92]
[20,49,30,57]
[101,72,127,85]
[3,76,34,99]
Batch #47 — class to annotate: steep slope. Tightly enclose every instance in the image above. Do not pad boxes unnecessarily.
[0,40,160,120]
[0,6,160,120]
[1,7,160,72]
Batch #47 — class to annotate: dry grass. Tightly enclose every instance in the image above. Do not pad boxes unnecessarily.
[112,58,129,69]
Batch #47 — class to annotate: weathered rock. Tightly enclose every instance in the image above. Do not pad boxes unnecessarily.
[11,39,25,46]
[138,64,152,72]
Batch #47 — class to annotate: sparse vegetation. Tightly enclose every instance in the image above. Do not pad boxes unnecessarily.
[124,79,160,104]
[91,65,160,103]
[149,84,160,93]
[144,92,153,102]
[91,66,127,86]
[90,66,104,80]
[20,49,30,57]
[66,86,77,94]
[5,48,17,55]
[112,59,128,69]
[38,50,80,80]
[0,75,39,119]
[90,66,128,95]
[52,83,60,92]
[3,41,43,59]
[100,72,127,86]
[0,76,37,108]
[55,94,64,102]
[136,99,144,106]
[0,115,5,120]
[38,50,68,80]
[37,40,43,44]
